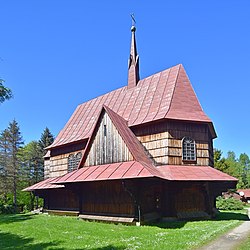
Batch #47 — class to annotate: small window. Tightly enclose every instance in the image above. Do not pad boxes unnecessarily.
[104,125,107,137]
[182,137,196,161]
[75,152,82,168]
[68,152,82,173]
[68,154,75,173]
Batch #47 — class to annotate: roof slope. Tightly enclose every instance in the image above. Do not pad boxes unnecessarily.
[238,189,250,198]
[49,64,213,149]
[23,164,237,191]
[53,161,156,184]
[22,177,64,192]
[157,165,238,181]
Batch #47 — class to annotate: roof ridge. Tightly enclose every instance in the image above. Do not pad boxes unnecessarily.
[164,64,182,118]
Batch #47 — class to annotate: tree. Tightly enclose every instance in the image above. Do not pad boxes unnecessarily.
[214,149,229,173]
[4,120,24,211]
[214,149,250,189]
[0,79,12,104]
[0,129,12,203]
[38,127,54,156]
[239,153,250,188]
[19,141,44,210]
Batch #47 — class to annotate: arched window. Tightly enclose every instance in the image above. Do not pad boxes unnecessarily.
[75,152,82,168]
[182,137,196,161]
[68,152,82,173]
[68,154,75,173]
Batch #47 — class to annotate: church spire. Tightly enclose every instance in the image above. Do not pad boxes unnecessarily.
[128,14,140,89]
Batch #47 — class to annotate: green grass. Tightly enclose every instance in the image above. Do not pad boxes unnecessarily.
[0,211,248,250]
[236,237,250,250]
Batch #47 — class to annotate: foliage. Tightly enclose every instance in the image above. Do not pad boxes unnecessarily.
[216,196,244,210]
[38,127,54,156]
[214,149,250,189]
[0,122,53,213]
[0,120,24,212]
[0,79,12,104]
[0,211,246,250]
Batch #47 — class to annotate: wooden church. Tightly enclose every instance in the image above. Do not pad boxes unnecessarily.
[24,23,237,223]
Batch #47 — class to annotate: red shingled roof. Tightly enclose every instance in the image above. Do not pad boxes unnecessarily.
[238,189,250,198]
[54,164,237,184]
[22,177,64,192]
[157,165,238,181]
[49,64,215,149]
[23,164,237,191]
[52,161,156,184]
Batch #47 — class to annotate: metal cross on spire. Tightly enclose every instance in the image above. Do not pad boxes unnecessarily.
[130,13,136,27]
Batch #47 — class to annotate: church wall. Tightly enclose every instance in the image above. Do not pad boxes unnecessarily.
[79,180,135,216]
[134,120,214,166]
[47,149,83,178]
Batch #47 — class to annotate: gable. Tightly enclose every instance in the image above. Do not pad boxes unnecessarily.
[84,111,133,166]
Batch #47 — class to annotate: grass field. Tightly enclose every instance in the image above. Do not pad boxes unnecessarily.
[0,211,248,250]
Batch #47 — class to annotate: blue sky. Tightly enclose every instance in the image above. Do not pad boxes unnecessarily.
[0,1,249,158]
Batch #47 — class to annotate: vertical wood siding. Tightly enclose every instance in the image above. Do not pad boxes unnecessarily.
[85,112,133,166]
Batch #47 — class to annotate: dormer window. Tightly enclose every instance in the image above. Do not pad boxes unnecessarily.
[182,137,196,161]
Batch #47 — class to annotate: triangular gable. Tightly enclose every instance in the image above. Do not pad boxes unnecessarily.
[79,106,156,172]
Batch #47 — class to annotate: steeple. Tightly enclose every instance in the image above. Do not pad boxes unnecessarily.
[128,15,140,89]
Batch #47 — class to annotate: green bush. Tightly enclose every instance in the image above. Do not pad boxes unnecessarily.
[216,196,244,210]
[0,203,15,214]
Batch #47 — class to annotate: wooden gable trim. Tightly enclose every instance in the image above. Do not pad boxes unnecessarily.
[79,106,135,167]
[78,105,157,174]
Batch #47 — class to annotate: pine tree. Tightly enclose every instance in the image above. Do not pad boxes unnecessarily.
[38,127,54,156]
[5,120,24,211]
[0,129,12,202]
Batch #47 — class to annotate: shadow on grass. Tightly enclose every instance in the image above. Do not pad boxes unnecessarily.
[147,210,249,229]
[0,213,34,225]
[214,211,249,221]
[0,231,64,250]
[147,220,186,229]
[93,246,126,250]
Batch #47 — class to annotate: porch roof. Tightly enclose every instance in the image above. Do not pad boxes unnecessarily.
[157,165,238,181]
[22,176,64,192]
[23,163,237,192]
[52,161,155,184]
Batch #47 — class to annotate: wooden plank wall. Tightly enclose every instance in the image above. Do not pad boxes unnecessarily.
[80,181,134,216]
[44,158,50,179]
[47,188,79,211]
[47,149,83,178]
[134,120,214,166]
[85,112,133,166]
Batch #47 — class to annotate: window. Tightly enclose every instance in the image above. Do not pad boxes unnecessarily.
[75,152,82,167]
[68,154,75,173]
[68,152,82,173]
[182,137,196,161]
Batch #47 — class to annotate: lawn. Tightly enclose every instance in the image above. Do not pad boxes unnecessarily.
[0,211,248,250]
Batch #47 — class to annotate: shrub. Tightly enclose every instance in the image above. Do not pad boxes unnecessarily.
[0,204,15,214]
[216,196,244,210]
